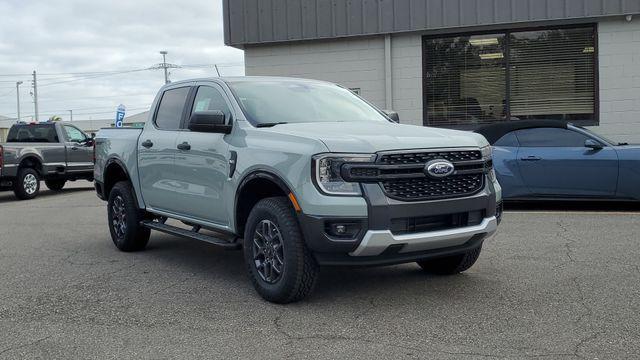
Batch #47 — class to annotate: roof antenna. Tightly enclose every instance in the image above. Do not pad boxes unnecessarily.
[214,64,221,77]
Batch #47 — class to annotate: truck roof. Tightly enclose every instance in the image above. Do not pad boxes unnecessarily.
[165,76,333,87]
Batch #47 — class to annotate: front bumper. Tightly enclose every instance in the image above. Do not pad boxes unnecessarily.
[298,178,501,266]
[350,216,498,257]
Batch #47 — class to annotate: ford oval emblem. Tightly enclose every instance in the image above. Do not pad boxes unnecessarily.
[425,159,455,178]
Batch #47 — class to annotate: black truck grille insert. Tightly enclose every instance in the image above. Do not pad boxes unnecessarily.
[379,150,482,165]
[381,173,484,201]
[342,149,489,202]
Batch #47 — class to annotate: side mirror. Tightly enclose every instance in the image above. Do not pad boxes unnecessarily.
[90,133,96,139]
[585,139,603,150]
[382,110,400,123]
[188,110,232,134]
[84,138,95,147]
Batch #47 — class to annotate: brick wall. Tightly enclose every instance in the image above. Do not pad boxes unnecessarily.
[245,37,387,110]
[390,34,423,126]
[591,18,640,143]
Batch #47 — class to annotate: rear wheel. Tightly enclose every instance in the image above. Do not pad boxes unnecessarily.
[243,197,319,303]
[417,246,482,275]
[107,181,150,252]
[13,168,40,200]
[45,179,66,191]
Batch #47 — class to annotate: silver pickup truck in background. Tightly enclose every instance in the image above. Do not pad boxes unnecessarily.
[0,122,94,200]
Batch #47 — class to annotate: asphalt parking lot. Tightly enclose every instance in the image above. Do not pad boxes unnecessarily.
[1,182,639,359]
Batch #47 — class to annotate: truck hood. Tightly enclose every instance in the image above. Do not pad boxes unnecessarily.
[265,122,488,153]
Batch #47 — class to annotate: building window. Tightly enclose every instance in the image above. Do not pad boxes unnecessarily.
[423,26,596,128]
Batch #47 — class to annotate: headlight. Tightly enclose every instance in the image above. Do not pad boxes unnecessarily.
[312,154,375,196]
[480,146,497,182]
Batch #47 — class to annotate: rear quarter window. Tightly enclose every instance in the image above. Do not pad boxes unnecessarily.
[154,87,190,130]
[6,124,59,143]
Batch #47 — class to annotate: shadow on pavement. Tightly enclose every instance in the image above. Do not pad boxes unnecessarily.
[505,200,640,212]
[0,184,94,204]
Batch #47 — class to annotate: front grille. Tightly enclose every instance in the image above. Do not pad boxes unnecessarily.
[381,173,484,201]
[378,150,482,165]
[342,149,489,201]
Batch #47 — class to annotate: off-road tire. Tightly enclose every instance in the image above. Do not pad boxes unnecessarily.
[13,168,40,200]
[107,181,150,252]
[45,179,66,191]
[417,246,482,275]
[243,197,319,303]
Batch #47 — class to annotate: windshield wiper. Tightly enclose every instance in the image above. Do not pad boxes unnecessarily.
[256,122,289,128]
[618,142,629,146]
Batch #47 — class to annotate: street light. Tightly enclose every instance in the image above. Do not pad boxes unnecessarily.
[16,81,23,122]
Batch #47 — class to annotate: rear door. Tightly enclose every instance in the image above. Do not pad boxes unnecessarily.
[61,124,93,174]
[172,83,233,225]
[516,127,618,198]
[138,85,191,213]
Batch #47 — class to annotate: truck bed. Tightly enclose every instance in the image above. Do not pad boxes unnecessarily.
[93,127,144,203]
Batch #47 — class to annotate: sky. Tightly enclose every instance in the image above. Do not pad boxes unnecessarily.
[0,0,244,122]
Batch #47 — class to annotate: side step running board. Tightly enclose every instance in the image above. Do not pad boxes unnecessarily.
[141,220,241,250]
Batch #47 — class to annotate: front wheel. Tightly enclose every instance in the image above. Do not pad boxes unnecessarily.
[13,168,40,200]
[417,246,482,275]
[243,197,319,303]
[45,179,66,191]
[107,181,150,252]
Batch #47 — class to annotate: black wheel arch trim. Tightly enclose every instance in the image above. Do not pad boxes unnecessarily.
[103,156,143,208]
[234,169,298,229]
[104,157,133,183]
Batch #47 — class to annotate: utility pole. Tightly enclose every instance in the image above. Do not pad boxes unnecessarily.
[32,71,39,122]
[160,51,169,84]
[68,109,73,122]
[152,51,179,84]
[16,81,23,122]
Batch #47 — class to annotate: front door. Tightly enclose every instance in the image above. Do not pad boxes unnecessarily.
[62,124,93,174]
[516,127,618,198]
[172,84,233,226]
[138,86,191,213]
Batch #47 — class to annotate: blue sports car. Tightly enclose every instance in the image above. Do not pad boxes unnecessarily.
[475,120,640,201]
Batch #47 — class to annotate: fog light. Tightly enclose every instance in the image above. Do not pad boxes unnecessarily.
[325,221,361,239]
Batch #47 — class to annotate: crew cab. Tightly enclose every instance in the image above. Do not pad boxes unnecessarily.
[94,77,502,303]
[0,121,94,200]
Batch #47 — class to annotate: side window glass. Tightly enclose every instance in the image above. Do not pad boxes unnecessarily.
[64,125,87,143]
[155,87,190,130]
[494,132,519,147]
[516,128,589,147]
[191,86,232,122]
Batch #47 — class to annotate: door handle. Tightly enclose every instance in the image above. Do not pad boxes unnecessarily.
[177,142,191,151]
[141,140,153,148]
[520,156,542,161]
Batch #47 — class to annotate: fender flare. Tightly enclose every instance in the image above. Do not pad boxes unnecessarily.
[234,170,297,231]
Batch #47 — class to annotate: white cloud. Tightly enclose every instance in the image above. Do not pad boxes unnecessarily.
[0,0,244,121]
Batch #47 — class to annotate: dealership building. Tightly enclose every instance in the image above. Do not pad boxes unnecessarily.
[223,0,640,143]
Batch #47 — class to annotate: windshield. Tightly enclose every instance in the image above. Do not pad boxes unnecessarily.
[227,80,390,125]
[572,125,620,146]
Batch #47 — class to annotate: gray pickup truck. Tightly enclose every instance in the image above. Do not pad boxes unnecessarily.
[0,122,94,200]
[94,77,502,303]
